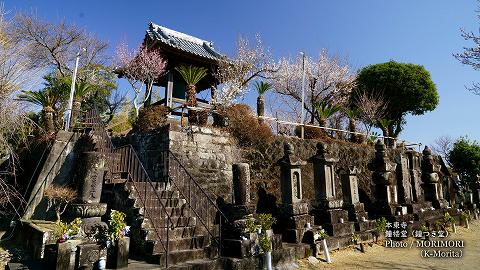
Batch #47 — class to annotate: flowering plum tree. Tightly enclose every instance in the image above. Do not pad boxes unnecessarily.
[116,43,167,116]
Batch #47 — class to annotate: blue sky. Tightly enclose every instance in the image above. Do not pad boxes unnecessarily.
[6,0,480,146]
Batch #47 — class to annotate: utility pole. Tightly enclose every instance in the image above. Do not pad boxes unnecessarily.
[65,48,85,131]
[300,52,306,139]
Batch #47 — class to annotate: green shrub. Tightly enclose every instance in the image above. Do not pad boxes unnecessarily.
[375,217,388,234]
[54,218,82,242]
[108,210,128,241]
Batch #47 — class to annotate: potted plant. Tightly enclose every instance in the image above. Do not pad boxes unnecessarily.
[314,229,331,263]
[420,224,429,241]
[45,218,82,269]
[54,218,82,243]
[443,212,457,233]
[461,211,471,229]
[107,210,130,269]
[246,214,277,270]
[374,217,387,243]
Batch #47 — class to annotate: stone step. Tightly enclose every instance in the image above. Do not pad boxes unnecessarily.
[140,197,186,208]
[129,181,170,191]
[146,235,208,253]
[168,259,223,270]
[129,188,181,201]
[146,248,208,267]
[145,216,197,228]
[146,226,199,240]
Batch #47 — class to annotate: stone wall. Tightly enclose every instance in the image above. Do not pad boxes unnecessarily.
[129,124,240,202]
[241,137,381,209]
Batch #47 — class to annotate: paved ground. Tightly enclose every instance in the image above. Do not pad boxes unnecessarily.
[297,220,480,270]
[3,220,480,269]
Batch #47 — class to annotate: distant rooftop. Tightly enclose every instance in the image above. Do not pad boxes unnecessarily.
[146,22,225,61]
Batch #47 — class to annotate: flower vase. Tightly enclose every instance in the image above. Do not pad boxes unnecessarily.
[321,239,332,263]
[107,237,130,269]
[265,251,272,270]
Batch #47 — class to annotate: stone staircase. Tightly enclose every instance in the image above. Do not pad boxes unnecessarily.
[82,107,223,269]
[116,180,214,268]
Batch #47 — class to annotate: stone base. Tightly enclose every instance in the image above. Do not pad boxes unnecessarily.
[372,202,400,217]
[323,222,355,237]
[224,204,255,221]
[282,214,315,229]
[77,243,107,270]
[410,202,433,214]
[44,240,82,270]
[344,203,369,222]
[278,203,309,216]
[432,199,449,210]
[311,208,349,225]
[355,220,376,232]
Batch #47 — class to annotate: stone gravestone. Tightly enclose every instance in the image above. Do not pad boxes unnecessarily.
[340,166,375,232]
[276,143,315,243]
[232,163,251,205]
[406,149,424,203]
[70,152,108,236]
[371,140,400,216]
[70,152,108,270]
[396,150,413,205]
[421,146,449,209]
[472,175,480,207]
[311,142,354,237]
[221,163,258,258]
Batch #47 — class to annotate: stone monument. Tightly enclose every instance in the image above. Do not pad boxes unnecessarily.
[371,140,400,216]
[276,143,315,243]
[421,146,448,209]
[340,166,375,232]
[311,142,354,237]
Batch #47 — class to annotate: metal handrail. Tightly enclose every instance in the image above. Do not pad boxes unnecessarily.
[113,146,174,257]
[169,151,230,224]
[82,105,230,264]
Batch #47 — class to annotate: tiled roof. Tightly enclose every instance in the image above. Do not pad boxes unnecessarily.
[146,22,225,61]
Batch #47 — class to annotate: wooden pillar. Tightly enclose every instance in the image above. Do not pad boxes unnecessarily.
[166,71,174,109]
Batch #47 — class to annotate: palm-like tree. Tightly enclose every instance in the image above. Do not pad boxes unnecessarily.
[254,81,273,118]
[175,65,208,124]
[17,75,69,133]
[345,108,359,142]
[71,81,94,126]
[313,101,341,128]
[17,88,65,133]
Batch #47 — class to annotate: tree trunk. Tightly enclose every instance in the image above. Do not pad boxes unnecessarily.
[133,93,140,117]
[71,98,82,128]
[187,84,197,124]
[144,81,154,107]
[43,107,55,134]
[349,118,357,142]
[257,95,265,117]
[210,86,217,103]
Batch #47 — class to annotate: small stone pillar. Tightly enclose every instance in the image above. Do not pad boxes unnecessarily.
[371,140,400,216]
[421,146,448,209]
[311,142,354,237]
[221,163,256,258]
[472,175,480,207]
[276,143,315,243]
[70,152,108,236]
[232,163,251,205]
[340,167,376,232]
[396,149,413,205]
[406,149,424,203]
